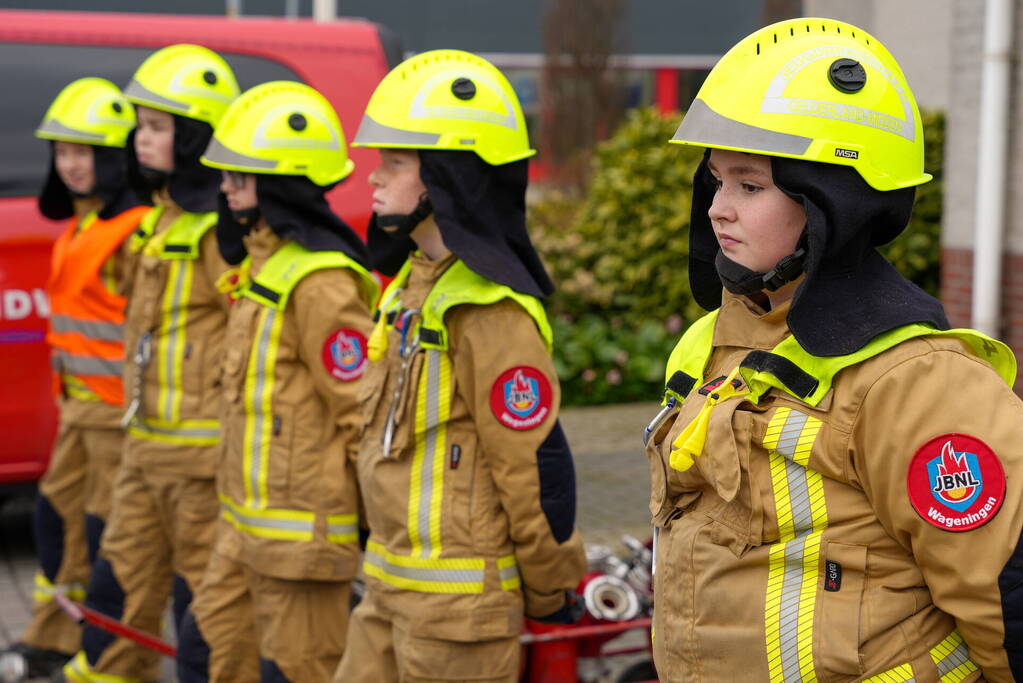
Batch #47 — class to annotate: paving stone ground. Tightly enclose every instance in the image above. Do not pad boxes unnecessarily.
[0,401,660,681]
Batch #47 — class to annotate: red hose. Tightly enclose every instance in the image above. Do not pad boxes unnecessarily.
[54,594,177,658]
[519,618,652,644]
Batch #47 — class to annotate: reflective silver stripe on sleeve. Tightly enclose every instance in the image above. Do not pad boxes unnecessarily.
[353,115,442,147]
[672,98,813,155]
[498,563,520,584]
[51,351,122,376]
[50,315,124,342]
[364,549,485,585]
[326,521,359,537]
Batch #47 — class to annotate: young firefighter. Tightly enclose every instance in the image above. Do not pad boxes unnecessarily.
[0,78,146,679]
[63,45,239,682]
[646,18,1023,681]
[333,50,586,683]
[173,81,377,683]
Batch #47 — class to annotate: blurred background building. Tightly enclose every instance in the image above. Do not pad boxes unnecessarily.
[812,0,1023,379]
[4,0,1023,376]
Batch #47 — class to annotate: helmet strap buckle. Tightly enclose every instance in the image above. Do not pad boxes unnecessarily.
[762,247,807,292]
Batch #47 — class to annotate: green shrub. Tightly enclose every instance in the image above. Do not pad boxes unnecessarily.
[532,108,945,406]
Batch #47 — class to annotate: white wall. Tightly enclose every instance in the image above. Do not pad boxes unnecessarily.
[803,0,952,110]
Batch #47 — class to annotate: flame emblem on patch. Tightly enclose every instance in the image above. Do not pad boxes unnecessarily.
[321,328,368,381]
[927,441,983,511]
[490,365,552,430]
[504,369,539,417]
[331,332,363,371]
[907,433,1005,532]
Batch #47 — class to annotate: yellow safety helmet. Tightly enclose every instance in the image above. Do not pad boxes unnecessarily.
[352,49,534,165]
[35,77,135,148]
[201,81,354,186]
[124,44,240,126]
[670,18,930,191]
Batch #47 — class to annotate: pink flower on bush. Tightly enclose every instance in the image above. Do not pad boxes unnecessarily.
[606,369,622,385]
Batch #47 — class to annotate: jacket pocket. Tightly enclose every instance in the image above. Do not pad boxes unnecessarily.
[221,347,246,404]
[178,337,204,416]
[381,350,423,459]
[815,541,867,679]
[399,630,518,681]
[266,401,294,505]
[357,357,388,433]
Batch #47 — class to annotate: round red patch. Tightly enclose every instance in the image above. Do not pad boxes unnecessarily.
[907,433,1005,532]
[320,328,368,381]
[489,366,552,431]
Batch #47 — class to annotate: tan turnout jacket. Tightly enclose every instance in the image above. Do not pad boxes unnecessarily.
[647,291,1023,682]
[357,252,586,642]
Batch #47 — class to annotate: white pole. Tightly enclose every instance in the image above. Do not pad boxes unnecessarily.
[971,0,1014,336]
[226,0,242,17]
[285,0,299,19]
[313,0,337,22]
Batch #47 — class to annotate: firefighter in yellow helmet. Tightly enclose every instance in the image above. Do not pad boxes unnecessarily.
[646,18,1023,681]
[0,78,146,679]
[332,50,586,683]
[62,44,239,683]
[170,80,376,683]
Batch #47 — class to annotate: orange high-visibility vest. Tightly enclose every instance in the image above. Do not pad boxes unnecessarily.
[46,206,150,406]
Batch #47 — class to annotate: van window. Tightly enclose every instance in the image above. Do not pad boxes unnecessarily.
[0,43,301,199]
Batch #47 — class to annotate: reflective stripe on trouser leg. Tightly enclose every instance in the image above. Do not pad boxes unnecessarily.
[408,349,452,558]
[762,407,827,683]
[33,572,86,603]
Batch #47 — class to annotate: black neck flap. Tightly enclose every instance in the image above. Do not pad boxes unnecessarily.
[418,149,553,297]
[215,174,369,269]
[125,115,220,213]
[688,153,948,356]
[39,143,144,221]
[365,193,435,275]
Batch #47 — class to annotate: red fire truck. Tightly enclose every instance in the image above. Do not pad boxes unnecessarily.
[0,9,399,494]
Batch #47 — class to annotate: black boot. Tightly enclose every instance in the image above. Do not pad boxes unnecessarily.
[0,643,72,679]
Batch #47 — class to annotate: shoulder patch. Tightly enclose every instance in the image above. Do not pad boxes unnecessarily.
[907,433,1005,532]
[490,366,552,431]
[321,328,368,381]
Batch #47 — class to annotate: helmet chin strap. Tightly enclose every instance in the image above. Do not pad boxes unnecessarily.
[138,165,170,192]
[715,234,807,296]
[375,193,433,238]
[231,206,261,228]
